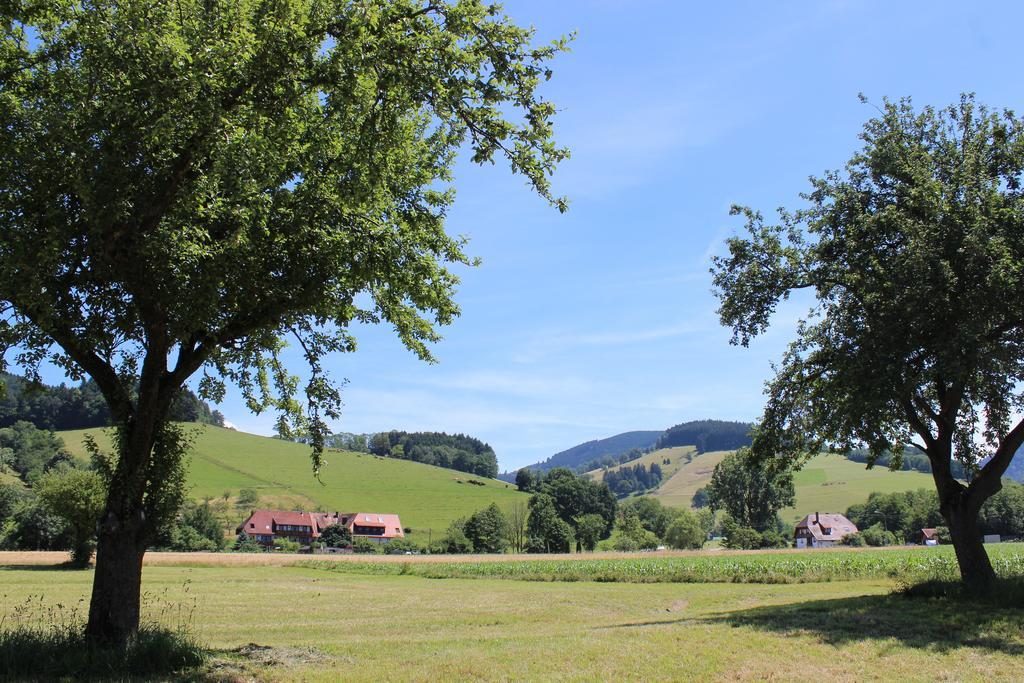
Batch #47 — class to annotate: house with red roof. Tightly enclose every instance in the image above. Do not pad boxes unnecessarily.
[793,512,858,548]
[237,509,405,548]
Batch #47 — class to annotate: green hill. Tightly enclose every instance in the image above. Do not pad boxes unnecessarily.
[647,448,936,522]
[586,445,697,484]
[59,425,526,542]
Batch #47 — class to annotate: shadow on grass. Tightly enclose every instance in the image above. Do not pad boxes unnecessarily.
[0,563,88,572]
[604,583,1024,655]
[0,625,206,681]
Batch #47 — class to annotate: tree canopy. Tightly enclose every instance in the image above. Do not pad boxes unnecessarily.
[704,449,794,532]
[712,94,1024,589]
[0,0,568,644]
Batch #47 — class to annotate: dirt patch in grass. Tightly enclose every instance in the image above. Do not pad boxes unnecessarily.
[207,643,340,681]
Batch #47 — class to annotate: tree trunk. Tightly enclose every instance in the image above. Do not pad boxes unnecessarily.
[85,519,146,645]
[943,497,996,593]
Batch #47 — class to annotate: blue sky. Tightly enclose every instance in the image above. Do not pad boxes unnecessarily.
[41,1,1024,471]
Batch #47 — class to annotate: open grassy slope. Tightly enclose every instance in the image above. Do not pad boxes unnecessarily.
[586,445,697,483]
[650,449,936,521]
[59,425,526,540]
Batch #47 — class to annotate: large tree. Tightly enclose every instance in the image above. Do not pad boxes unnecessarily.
[0,0,568,644]
[704,449,794,532]
[712,95,1024,590]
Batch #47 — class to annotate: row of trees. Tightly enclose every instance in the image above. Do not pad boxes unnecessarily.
[369,431,498,478]
[844,483,1024,545]
[654,420,754,453]
[0,374,225,432]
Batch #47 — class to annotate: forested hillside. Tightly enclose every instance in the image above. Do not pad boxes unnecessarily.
[0,373,224,431]
[654,420,753,452]
[510,431,663,477]
[371,430,499,479]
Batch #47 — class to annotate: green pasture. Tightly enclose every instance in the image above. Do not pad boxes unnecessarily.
[2,547,1023,681]
[652,450,936,520]
[59,425,527,541]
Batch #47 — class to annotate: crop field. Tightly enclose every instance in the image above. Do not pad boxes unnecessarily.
[58,425,527,542]
[2,546,1023,681]
[651,450,936,520]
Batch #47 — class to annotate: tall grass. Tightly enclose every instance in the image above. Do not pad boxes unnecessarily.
[0,586,206,680]
[299,546,1024,585]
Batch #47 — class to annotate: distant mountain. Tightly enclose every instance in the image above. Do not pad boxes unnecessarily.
[498,431,663,481]
[655,419,754,453]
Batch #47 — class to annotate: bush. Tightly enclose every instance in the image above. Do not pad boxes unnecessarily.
[272,537,301,553]
[234,534,263,552]
[861,523,899,547]
[382,538,419,554]
[352,537,379,554]
[236,488,259,507]
[664,510,705,550]
[842,532,867,546]
[759,529,789,549]
[721,520,762,550]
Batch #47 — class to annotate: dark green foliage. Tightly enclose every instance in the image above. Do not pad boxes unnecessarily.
[845,489,944,543]
[319,524,352,549]
[846,483,1024,542]
[664,509,705,550]
[463,503,509,553]
[35,468,106,566]
[382,538,419,554]
[845,447,968,479]
[536,468,617,538]
[159,502,225,552]
[842,532,867,547]
[381,430,498,478]
[6,495,71,551]
[325,432,369,453]
[861,523,899,547]
[712,94,1024,588]
[574,513,606,551]
[721,518,766,550]
[692,487,710,509]
[612,509,660,551]
[979,481,1024,537]
[0,374,222,431]
[603,462,663,497]
[525,494,575,553]
[618,497,680,539]
[234,534,263,553]
[706,450,795,532]
[515,467,538,492]
[1,0,568,643]
[655,420,753,453]
[0,421,70,484]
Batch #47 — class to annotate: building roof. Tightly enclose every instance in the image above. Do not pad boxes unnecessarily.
[795,512,858,542]
[237,510,404,539]
[347,513,405,538]
[919,528,939,540]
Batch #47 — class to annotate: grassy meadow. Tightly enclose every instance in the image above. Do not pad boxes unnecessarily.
[650,449,936,521]
[59,425,527,542]
[2,546,1023,681]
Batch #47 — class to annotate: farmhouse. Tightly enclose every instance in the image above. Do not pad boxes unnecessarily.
[794,512,858,548]
[237,509,405,547]
[917,528,940,545]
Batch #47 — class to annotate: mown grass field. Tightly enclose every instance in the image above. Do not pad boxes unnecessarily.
[59,425,527,542]
[651,450,936,521]
[2,546,1023,681]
